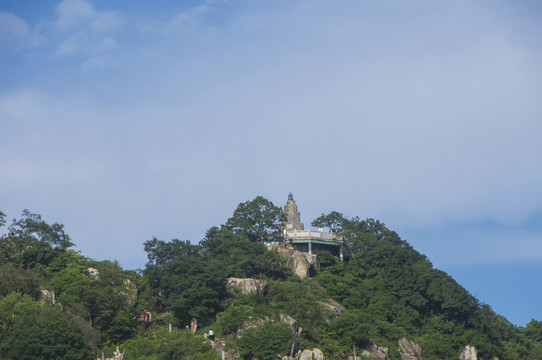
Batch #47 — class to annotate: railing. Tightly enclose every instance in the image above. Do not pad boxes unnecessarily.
[284,229,343,243]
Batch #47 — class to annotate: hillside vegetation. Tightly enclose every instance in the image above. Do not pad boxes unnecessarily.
[0,199,541,360]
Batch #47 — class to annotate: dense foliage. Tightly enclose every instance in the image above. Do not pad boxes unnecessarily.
[1,199,541,359]
[0,293,93,360]
[237,321,294,360]
[224,196,285,241]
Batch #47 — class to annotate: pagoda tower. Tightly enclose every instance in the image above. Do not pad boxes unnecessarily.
[283,193,304,231]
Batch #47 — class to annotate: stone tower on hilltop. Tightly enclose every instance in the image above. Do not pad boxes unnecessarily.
[269,193,343,258]
[283,193,304,231]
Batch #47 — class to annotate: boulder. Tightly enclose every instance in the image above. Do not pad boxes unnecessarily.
[268,243,318,279]
[40,289,55,305]
[226,278,269,295]
[398,337,423,360]
[295,348,324,360]
[361,344,389,360]
[279,313,302,337]
[459,345,478,360]
[87,267,99,278]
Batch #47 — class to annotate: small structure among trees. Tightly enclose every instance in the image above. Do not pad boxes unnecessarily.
[265,193,344,258]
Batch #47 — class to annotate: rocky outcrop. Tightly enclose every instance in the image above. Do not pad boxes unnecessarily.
[318,299,345,321]
[296,348,324,360]
[279,313,302,337]
[87,267,99,278]
[361,344,389,360]
[238,314,300,338]
[40,289,56,305]
[459,345,477,360]
[398,337,423,360]
[121,278,138,304]
[268,243,318,279]
[213,339,240,360]
[285,348,323,360]
[226,278,269,295]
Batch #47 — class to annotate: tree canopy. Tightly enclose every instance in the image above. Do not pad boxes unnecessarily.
[0,293,93,360]
[224,196,284,241]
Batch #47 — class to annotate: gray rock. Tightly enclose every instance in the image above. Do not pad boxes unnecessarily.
[361,344,389,360]
[87,267,99,278]
[268,243,318,279]
[296,348,324,360]
[40,289,55,305]
[318,299,345,321]
[459,345,477,360]
[398,337,423,360]
[226,278,268,295]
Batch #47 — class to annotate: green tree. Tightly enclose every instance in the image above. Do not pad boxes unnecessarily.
[44,253,137,345]
[237,321,294,360]
[311,211,348,232]
[144,238,227,325]
[0,210,5,228]
[524,319,542,342]
[0,293,93,360]
[81,260,138,344]
[215,304,253,336]
[0,263,40,298]
[225,196,284,242]
[326,310,373,352]
[267,280,328,344]
[1,210,73,269]
[122,328,219,360]
[9,210,73,250]
[201,227,291,279]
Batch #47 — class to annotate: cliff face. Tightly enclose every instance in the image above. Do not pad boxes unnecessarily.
[459,345,478,360]
[268,243,318,279]
[398,337,423,360]
[226,278,268,295]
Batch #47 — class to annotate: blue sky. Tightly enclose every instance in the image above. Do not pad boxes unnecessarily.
[1,0,541,326]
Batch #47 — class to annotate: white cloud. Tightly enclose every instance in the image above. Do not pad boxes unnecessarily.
[52,0,96,32]
[19,0,123,68]
[0,12,30,40]
[136,1,219,34]
[90,11,123,34]
[0,12,48,50]
[45,0,124,35]
[54,36,79,56]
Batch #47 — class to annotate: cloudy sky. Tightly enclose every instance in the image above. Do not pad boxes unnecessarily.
[1,0,541,326]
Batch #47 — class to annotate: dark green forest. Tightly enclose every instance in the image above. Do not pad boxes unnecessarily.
[1,198,541,360]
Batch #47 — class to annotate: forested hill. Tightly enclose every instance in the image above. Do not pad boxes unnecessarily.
[1,199,541,360]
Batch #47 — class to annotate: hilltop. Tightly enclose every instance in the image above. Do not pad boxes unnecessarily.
[0,197,541,360]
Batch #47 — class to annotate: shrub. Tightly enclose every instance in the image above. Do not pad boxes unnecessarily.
[237,321,294,360]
